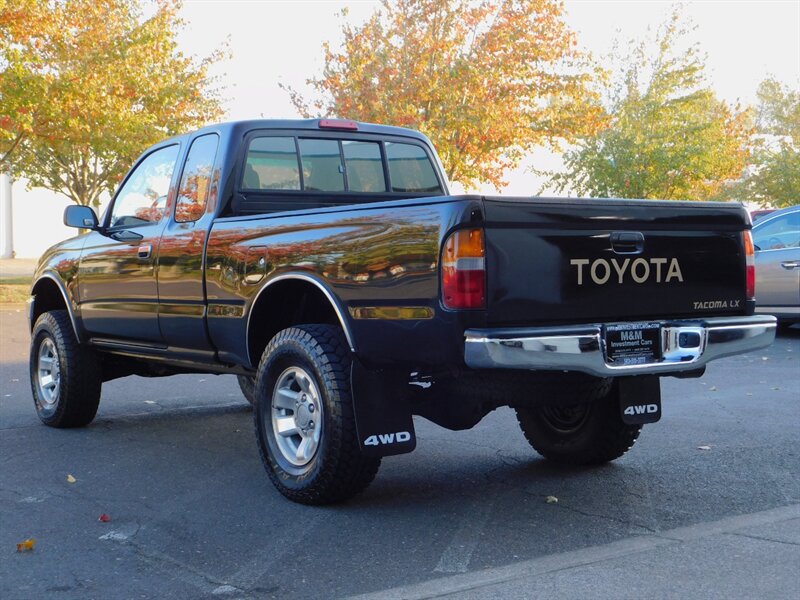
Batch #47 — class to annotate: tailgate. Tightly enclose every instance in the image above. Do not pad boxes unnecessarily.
[482,197,750,326]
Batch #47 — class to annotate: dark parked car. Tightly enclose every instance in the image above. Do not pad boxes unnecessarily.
[753,205,800,323]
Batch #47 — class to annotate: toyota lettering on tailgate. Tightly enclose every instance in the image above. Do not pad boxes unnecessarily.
[570,257,684,285]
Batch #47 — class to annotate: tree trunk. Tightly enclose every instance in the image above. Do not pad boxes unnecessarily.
[0,173,14,259]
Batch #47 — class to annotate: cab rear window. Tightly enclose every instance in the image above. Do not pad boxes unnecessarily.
[298,138,345,192]
[385,142,442,193]
[243,137,301,190]
[241,135,441,195]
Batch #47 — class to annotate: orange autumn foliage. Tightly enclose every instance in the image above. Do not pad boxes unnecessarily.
[285,0,605,190]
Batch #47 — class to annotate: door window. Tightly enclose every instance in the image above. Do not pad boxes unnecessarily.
[176,134,219,222]
[109,145,179,228]
[753,212,800,250]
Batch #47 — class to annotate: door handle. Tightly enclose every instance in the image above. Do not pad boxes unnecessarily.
[781,261,799,270]
[138,244,152,259]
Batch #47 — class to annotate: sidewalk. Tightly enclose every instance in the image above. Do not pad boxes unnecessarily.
[352,504,800,600]
[0,258,37,279]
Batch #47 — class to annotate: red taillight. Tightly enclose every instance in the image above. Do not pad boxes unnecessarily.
[319,119,358,130]
[442,229,486,309]
[744,230,755,300]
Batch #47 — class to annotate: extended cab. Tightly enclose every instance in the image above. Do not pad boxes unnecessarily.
[29,119,776,504]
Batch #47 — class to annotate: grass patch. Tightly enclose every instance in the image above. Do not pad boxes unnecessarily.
[0,276,32,285]
[0,284,30,304]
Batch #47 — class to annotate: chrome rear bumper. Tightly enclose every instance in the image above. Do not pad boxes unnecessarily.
[464,315,777,377]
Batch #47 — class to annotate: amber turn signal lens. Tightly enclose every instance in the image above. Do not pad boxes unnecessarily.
[743,230,755,300]
[442,229,486,310]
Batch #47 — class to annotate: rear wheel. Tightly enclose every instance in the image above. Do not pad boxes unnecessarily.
[515,382,641,465]
[29,310,102,428]
[253,325,380,505]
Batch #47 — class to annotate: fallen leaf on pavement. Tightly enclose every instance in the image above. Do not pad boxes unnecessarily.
[66,474,76,484]
[16,539,36,552]
[545,496,558,504]
[697,445,712,451]
[98,514,111,523]
[709,386,718,391]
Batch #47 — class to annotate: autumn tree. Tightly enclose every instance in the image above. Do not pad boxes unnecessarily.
[0,0,226,207]
[731,78,800,208]
[548,9,751,201]
[285,0,604,190]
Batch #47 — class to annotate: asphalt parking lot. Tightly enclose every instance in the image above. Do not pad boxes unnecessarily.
[1,306,799,599]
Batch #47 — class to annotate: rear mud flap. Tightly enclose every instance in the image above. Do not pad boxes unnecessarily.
[350,358,416,458]
[617,375,662,425]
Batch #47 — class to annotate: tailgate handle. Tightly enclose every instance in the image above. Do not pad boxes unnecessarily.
[610,231,644,254]
[781,261,799,270]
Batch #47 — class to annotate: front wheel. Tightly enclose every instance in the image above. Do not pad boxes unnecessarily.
[253,325,380,505]
[515,384,642,465]
[29,310,102,428]
[237,374,256,406]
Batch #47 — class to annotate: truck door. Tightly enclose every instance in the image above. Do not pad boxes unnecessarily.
[157,133,220,354]
[78,144,180,344]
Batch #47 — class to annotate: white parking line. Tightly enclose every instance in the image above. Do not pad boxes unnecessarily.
[434,495,496,573]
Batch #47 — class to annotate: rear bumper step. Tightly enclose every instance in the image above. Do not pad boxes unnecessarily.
[464,315,777,377]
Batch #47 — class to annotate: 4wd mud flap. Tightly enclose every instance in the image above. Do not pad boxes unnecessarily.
[350,358,416,458]
[617,375,662,425]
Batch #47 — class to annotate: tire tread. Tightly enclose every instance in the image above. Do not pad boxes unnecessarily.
[254,325,380,505]
[515,380,641,466]
[30,310,101,428]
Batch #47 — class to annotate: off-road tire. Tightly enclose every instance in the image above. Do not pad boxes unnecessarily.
[30,310,102,428]
[253,325,380,505]
[237,374,256,406]
[515,380,641,465]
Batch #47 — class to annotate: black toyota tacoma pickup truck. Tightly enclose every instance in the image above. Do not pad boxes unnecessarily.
[29,119,776,504]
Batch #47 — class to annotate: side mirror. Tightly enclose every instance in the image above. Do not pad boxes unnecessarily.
[64,205,99,230]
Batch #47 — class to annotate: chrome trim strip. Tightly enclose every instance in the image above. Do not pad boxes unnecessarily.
[756,306,800,315]
[348,306,434,320]
[245,273,356,360]
[464,316,777,377]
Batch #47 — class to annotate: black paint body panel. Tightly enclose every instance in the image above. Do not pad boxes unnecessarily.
[204,196,482,369]
[482,197,750,326]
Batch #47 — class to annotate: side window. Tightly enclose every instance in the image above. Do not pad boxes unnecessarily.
[176,134,219,223]
[298,138,344,192]
[753,213,800,250]
[342,141,386,192]
[109,145,179,228]
[385,142,442,193]
[243,137,300,190]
